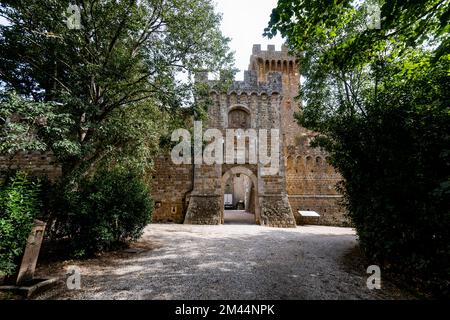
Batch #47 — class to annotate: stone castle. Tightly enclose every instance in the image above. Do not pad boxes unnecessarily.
[151,45,347,227]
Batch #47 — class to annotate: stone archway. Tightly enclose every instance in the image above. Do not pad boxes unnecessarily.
[221,166,260,225]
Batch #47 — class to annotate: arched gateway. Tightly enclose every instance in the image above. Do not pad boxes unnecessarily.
[151,45,346,227]
[221,166,260,225]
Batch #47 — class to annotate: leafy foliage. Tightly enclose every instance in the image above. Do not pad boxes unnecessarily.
[0,171,41,275]
[47,169,154,257]
[0,91,76,155]
[0,0,234,258]
[267,0,450,295]
[0,0,234,179]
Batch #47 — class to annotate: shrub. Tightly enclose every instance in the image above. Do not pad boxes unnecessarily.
[50,169,153,257]
[320,60,450,297]
[0,171,41,276]
[335,104,450,296]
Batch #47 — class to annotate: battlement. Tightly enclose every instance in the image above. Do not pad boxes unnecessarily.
[194,44,299,94]
[201,70,282,95]
[249,44,299,83]
[251,44,291,60]
[230,70,282,93]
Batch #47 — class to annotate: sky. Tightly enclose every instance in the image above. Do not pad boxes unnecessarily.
[214,0,284,80]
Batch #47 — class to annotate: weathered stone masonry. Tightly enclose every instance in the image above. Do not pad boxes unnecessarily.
[0,151,61,182]
[152,45,348,227]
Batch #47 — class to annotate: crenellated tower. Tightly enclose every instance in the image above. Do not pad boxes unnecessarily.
[248,44,302,149]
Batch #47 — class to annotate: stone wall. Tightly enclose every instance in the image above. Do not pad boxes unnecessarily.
[184,164,223,225]
[260,196,297,228]
[0,151,61,182]
[289,196,348,226]
[150,155,193,223]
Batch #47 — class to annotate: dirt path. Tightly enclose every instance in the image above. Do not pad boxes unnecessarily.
[34,221,415,300]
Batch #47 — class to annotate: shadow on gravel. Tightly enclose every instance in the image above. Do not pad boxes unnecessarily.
[32,225,416,300]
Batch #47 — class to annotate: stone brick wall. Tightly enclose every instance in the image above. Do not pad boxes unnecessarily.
[150,155,193,223]
[0,151,61,182]
[289,196,348,226]
[284,134,347,226]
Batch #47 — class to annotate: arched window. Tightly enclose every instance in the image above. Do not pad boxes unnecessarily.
[316,156,323,166]
[228,108,251,129]
[286,156,294,171]
[305,155,313,172]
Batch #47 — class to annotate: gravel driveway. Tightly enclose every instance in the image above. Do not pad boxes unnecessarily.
[35,212,414,300]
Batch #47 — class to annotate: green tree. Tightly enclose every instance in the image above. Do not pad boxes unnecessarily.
[0,0,234,178]
[266,0,450,295]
